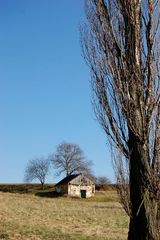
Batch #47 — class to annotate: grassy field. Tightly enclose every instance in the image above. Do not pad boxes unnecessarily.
[0,190,129,240]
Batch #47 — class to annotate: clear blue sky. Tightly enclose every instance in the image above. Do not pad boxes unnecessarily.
[0,0,114,183]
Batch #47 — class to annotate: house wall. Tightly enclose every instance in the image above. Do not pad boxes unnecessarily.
[68,184,95,198]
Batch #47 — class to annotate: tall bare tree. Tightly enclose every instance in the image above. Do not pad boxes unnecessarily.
[81,0,160,239]
[51,142,93,177]
[24,157,50,190]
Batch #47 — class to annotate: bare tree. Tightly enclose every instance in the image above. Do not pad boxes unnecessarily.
[97,176,110,184]
[113,150,131,217]
[51,142,93,177]
[81,0,160,239]
[24,157,50,190]
[96,175,111,190]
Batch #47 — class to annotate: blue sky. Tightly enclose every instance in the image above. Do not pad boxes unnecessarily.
[0,0,114,183]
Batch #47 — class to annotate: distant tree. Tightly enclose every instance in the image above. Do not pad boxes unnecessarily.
[51,142,93,177]
[24,157,50,190]
[96,176,111,190]
[97,176,111,185]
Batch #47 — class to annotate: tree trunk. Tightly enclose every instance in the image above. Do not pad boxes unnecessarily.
[41,182,44,190]
[128,130,159,240]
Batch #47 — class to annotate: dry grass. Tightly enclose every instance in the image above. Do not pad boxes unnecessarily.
[0,191,129,240]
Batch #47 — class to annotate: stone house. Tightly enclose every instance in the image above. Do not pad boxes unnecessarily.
[55,173,95,198]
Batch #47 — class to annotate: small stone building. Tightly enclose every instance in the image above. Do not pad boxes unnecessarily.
[55,173,95,198]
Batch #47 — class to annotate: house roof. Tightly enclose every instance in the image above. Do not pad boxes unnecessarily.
[55,174,80,187]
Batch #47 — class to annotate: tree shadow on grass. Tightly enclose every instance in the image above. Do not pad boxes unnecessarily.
[35,191,62,198]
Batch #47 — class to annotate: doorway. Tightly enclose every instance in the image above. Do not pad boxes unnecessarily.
[80,190,86,198]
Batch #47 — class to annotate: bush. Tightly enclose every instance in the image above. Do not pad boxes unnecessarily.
[0,184,54,193]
